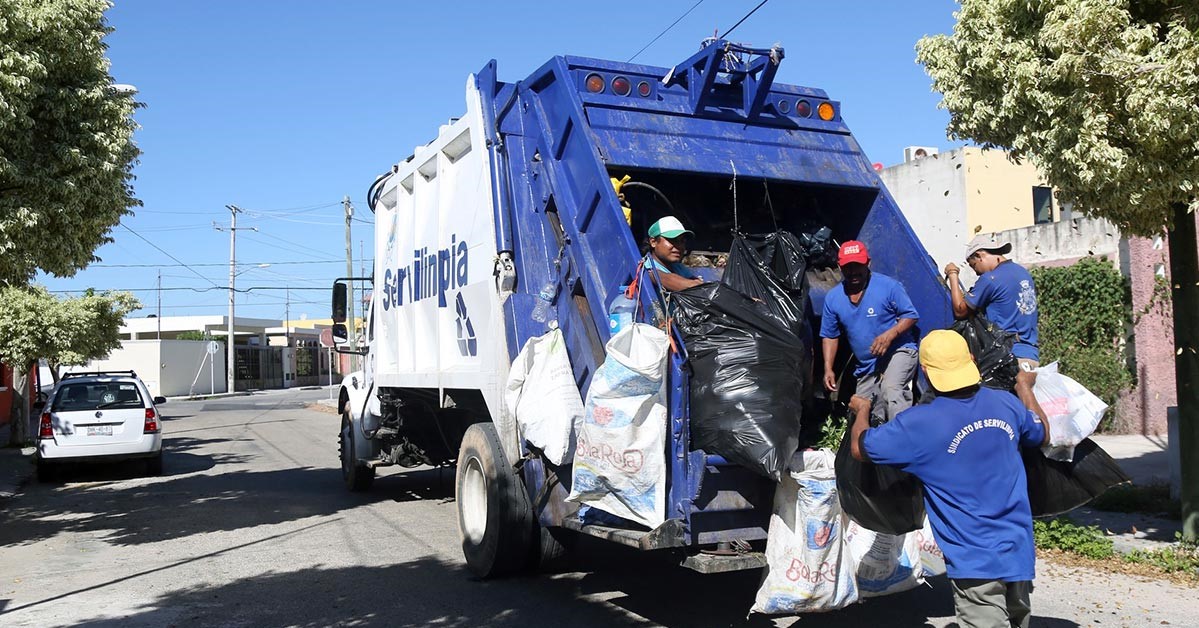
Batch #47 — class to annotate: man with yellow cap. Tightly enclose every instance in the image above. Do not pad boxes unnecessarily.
[848,330,1049,628]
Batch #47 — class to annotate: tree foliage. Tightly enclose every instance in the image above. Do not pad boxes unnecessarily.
[917,0,1199,236]
[1031,257,1133,414]
[0,285,140,371]
[0,0,140,287]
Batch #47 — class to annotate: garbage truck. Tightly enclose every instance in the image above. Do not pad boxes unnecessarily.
[329,40,953,579]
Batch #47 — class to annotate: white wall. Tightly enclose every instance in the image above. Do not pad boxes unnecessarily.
[880,150,972,287]
[69,340,228,397]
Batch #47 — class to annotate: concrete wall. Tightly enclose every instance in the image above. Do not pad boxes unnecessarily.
[71,340,228,397]
[963,148,1056,235]
[1004,217,1122,269]
[879,150,970,285]
[76,342,162,395]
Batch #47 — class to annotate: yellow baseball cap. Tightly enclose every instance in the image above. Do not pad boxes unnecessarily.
[919,330,981,392]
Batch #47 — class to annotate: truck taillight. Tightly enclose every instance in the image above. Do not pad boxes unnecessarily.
[611,76,631,97]
[585,73,604,93]
[143,408,159,434]
[795,100,812,118]
[637,81,651,97]
[817,101,836,121]
[39,413,53,439]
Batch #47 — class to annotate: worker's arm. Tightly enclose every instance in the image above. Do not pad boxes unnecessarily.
[656,271,703,292]
[848,394,872,462]
[869,316,917,356]
[944,263,973,319]
[822,337,840,391]
[1015,373,1051,447]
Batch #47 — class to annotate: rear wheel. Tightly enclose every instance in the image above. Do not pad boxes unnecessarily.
[456,422,533,578]
[35,459,57,483]
[340,413,375,492]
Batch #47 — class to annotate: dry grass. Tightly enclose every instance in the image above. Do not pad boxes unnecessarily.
[1039,548,1199,587]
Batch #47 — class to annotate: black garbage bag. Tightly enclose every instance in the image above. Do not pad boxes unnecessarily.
[794,223,838,269]
[1023,438,1132,517]
[952,315,1020,391]
[834,429,926,535]
[673,231,812,481]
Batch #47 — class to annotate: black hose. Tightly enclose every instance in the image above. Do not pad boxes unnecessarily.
[621,181,676,214]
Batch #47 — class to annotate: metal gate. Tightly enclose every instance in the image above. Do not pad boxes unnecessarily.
[234,346,284,391]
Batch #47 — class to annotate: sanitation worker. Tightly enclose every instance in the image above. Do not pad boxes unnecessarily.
[944,233,1044,417]
[850,329,1050,628]
[644,216,704,292]
[820,240,919,424]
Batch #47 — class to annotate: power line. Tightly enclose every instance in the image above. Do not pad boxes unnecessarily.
[718,0,770,40]
[629,0,707,63]
[89,259,354,268]
[119,224,223,288]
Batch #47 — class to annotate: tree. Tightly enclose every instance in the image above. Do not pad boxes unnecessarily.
[0,286,140,445]
[0,0,140,288]
[917,1,1199,539]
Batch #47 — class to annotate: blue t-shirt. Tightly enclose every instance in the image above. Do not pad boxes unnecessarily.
[965,261,1039,361]
[862,387,1046,582]
[646,255,696,279]
[819,273,919,376]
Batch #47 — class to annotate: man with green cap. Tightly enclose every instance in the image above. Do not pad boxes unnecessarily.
[645,216,703,292]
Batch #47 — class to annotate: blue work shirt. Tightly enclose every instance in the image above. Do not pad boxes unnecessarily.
[965,261,1039,361]
[862,387,1046,582]
[645,255,697,279]
[819,273,919,376]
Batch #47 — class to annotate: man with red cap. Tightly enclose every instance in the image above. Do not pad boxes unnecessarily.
[819,240,920,424]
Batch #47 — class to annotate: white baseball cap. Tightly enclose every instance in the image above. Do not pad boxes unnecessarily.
[647,216,693,239]
[965,233,1012,258]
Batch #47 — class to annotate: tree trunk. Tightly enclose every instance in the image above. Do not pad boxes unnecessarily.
[1168,203,1199,542]
[8,363,31,447]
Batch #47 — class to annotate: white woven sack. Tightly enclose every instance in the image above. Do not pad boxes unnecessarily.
[752,450,858,615]
[843,520,924,598]
[915,516,946,577]
[505,328,585,466]
[566,323,670,528]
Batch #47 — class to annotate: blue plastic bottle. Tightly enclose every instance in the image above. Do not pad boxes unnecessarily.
[607,286,635,336]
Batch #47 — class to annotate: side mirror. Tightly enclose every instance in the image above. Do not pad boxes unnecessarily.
[331,323,348,344]
[332,281,348,324]
[153,396,167,405]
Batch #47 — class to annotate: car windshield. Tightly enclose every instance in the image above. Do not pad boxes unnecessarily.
[53,382,144,411]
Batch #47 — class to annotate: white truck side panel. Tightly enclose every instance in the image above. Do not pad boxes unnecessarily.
[371,76,511,424]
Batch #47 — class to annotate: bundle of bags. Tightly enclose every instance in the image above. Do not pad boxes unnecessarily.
[752,450,945,615]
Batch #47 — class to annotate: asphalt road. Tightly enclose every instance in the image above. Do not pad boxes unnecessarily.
[0,389,1194,627]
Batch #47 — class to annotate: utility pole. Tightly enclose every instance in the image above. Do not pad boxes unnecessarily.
[344,196,357,369]
[285,286,291,346]
[214,205,256,394]
[156,269,162,340]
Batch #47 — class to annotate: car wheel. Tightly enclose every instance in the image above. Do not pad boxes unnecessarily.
[145,451,164,476]
[340,412,375,492]
[456,422,533,578]
[36,459,57,483]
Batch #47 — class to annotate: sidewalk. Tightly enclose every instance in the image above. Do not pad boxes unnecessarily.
[0,421,36,499]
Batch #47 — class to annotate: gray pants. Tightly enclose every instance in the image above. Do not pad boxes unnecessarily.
[855,346,918,425]
[952,579,1033,628]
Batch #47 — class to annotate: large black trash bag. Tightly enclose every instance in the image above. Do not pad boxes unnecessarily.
[794,223,838,269]
[834,429,926,535]
[1024,438,1132,517]
[952,315,1020,391]
[673,232,812,481]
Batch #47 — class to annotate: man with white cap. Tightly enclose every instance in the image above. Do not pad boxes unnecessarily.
[849,330,1049,628]
[644,216,703,292]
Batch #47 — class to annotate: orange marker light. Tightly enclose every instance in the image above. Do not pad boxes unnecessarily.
[817,102,836,121]
[585,73,604,93]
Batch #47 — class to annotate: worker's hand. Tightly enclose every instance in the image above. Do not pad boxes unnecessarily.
[847,394,871,417]
[823,369,838,392]
[944,262,960,278]
[869,330,895,356]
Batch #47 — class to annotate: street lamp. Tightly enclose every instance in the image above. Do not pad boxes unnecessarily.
[216,206,259,395]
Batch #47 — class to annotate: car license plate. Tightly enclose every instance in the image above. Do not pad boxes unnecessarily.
[87,426,113,436]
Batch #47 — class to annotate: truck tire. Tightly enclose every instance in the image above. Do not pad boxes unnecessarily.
[340,413,375,492]
[527,525,572,573]
[456,422,533,578]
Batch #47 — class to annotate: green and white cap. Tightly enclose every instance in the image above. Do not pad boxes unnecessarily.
[648,216,693,239]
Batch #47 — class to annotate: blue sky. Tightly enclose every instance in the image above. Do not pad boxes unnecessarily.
[41,0,962,320]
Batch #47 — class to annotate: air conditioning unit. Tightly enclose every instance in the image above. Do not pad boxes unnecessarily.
[904,146,939,162]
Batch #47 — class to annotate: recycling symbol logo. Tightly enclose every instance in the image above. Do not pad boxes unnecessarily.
[455,292,478,357]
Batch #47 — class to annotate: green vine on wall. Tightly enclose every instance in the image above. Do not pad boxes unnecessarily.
[1030,257,1133,429]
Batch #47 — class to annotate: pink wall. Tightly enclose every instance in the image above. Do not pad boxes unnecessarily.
[1119,234,1175,434]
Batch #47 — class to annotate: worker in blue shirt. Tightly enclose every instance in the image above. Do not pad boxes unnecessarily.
[644,216,703,292]
[849,330,1050,628]
[945,233,1044,416]
[820,240,919,424]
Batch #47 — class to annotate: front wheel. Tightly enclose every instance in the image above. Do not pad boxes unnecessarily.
[340,412,375,492]
[456,422,533,578]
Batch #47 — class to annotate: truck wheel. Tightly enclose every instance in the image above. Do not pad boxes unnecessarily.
[340,413,375,492]
[527,525,572,573]
[456,422,533,578]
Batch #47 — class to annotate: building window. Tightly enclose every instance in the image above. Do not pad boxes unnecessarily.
[1032,186,1054,224]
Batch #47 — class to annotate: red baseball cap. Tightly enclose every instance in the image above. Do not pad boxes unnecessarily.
[837,240,870,266]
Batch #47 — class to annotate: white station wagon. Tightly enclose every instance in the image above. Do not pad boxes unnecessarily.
[36,371,166,481]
